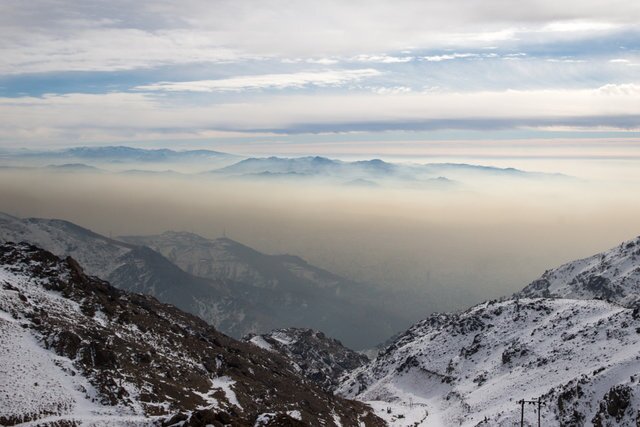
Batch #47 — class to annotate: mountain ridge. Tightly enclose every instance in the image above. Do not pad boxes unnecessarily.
[120,230,406,348]
[518,235,640,307]
[243,327,369,392]
[0,214,403,348]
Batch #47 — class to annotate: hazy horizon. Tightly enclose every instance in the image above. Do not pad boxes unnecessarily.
[2,147,639,321]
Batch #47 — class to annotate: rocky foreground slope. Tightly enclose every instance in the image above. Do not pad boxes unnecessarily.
[338,297,640,426]
[243,328,369,392]
[0,242,383,426]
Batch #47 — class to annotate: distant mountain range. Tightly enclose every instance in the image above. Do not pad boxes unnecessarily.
[214,156,402,177]
[17,145,236,163]
[0,241,383,426]
[209,155,572,188]
[0,146,240,174]
[1,147,575,189]
[0,213,403,348]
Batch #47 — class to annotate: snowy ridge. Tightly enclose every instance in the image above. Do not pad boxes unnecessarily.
[338,298,640,426]
[0,213,131,279]
[0,242,384,426]
[0,213,271,339]
[519,235,640,307]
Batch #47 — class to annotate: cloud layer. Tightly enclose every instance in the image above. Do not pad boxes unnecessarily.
[1,0,639,146]
[135,69,381,92]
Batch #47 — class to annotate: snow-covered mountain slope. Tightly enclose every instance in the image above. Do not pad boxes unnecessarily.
[0,212,131,278]
[120,231,405,349]
[243,328,369,392]
[519,235,640,307]
[0,242,383,426]
[0,213,278,338]
[338,297,640,426]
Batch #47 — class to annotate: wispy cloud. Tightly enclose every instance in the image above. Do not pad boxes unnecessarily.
[421,53,480,62]
[350,55,414,63]
[0,29,250,74]
[2,85,639,143]
[1,1,640,146]
[135,69,381,92]
[2,1,639,74]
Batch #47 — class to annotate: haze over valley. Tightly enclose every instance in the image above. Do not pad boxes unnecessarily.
[1,147,639,322]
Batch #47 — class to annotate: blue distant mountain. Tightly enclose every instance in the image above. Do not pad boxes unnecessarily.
[44,163,105,172]
[209,156,571,185]
[212,156,402,178]
[18,146,237,163]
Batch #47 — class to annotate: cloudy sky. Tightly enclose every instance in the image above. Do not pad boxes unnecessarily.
[1,0,640,152]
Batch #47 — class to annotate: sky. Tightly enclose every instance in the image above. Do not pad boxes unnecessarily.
[1,0,640,151]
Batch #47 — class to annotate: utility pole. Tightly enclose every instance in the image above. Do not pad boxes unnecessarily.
[537,397,543,427]
[518,397,545,427]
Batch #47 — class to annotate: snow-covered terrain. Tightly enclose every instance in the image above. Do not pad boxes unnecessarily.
[243,327,369,391]
[0,212,131,279]
[519,235,640,307]
[0,241,383,426]
[0,293,151,426]
[338,297,640,425]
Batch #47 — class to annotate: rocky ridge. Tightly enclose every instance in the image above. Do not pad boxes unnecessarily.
[243,327,369,392]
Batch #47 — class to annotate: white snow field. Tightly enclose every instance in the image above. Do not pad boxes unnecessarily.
[0,268,153,426]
